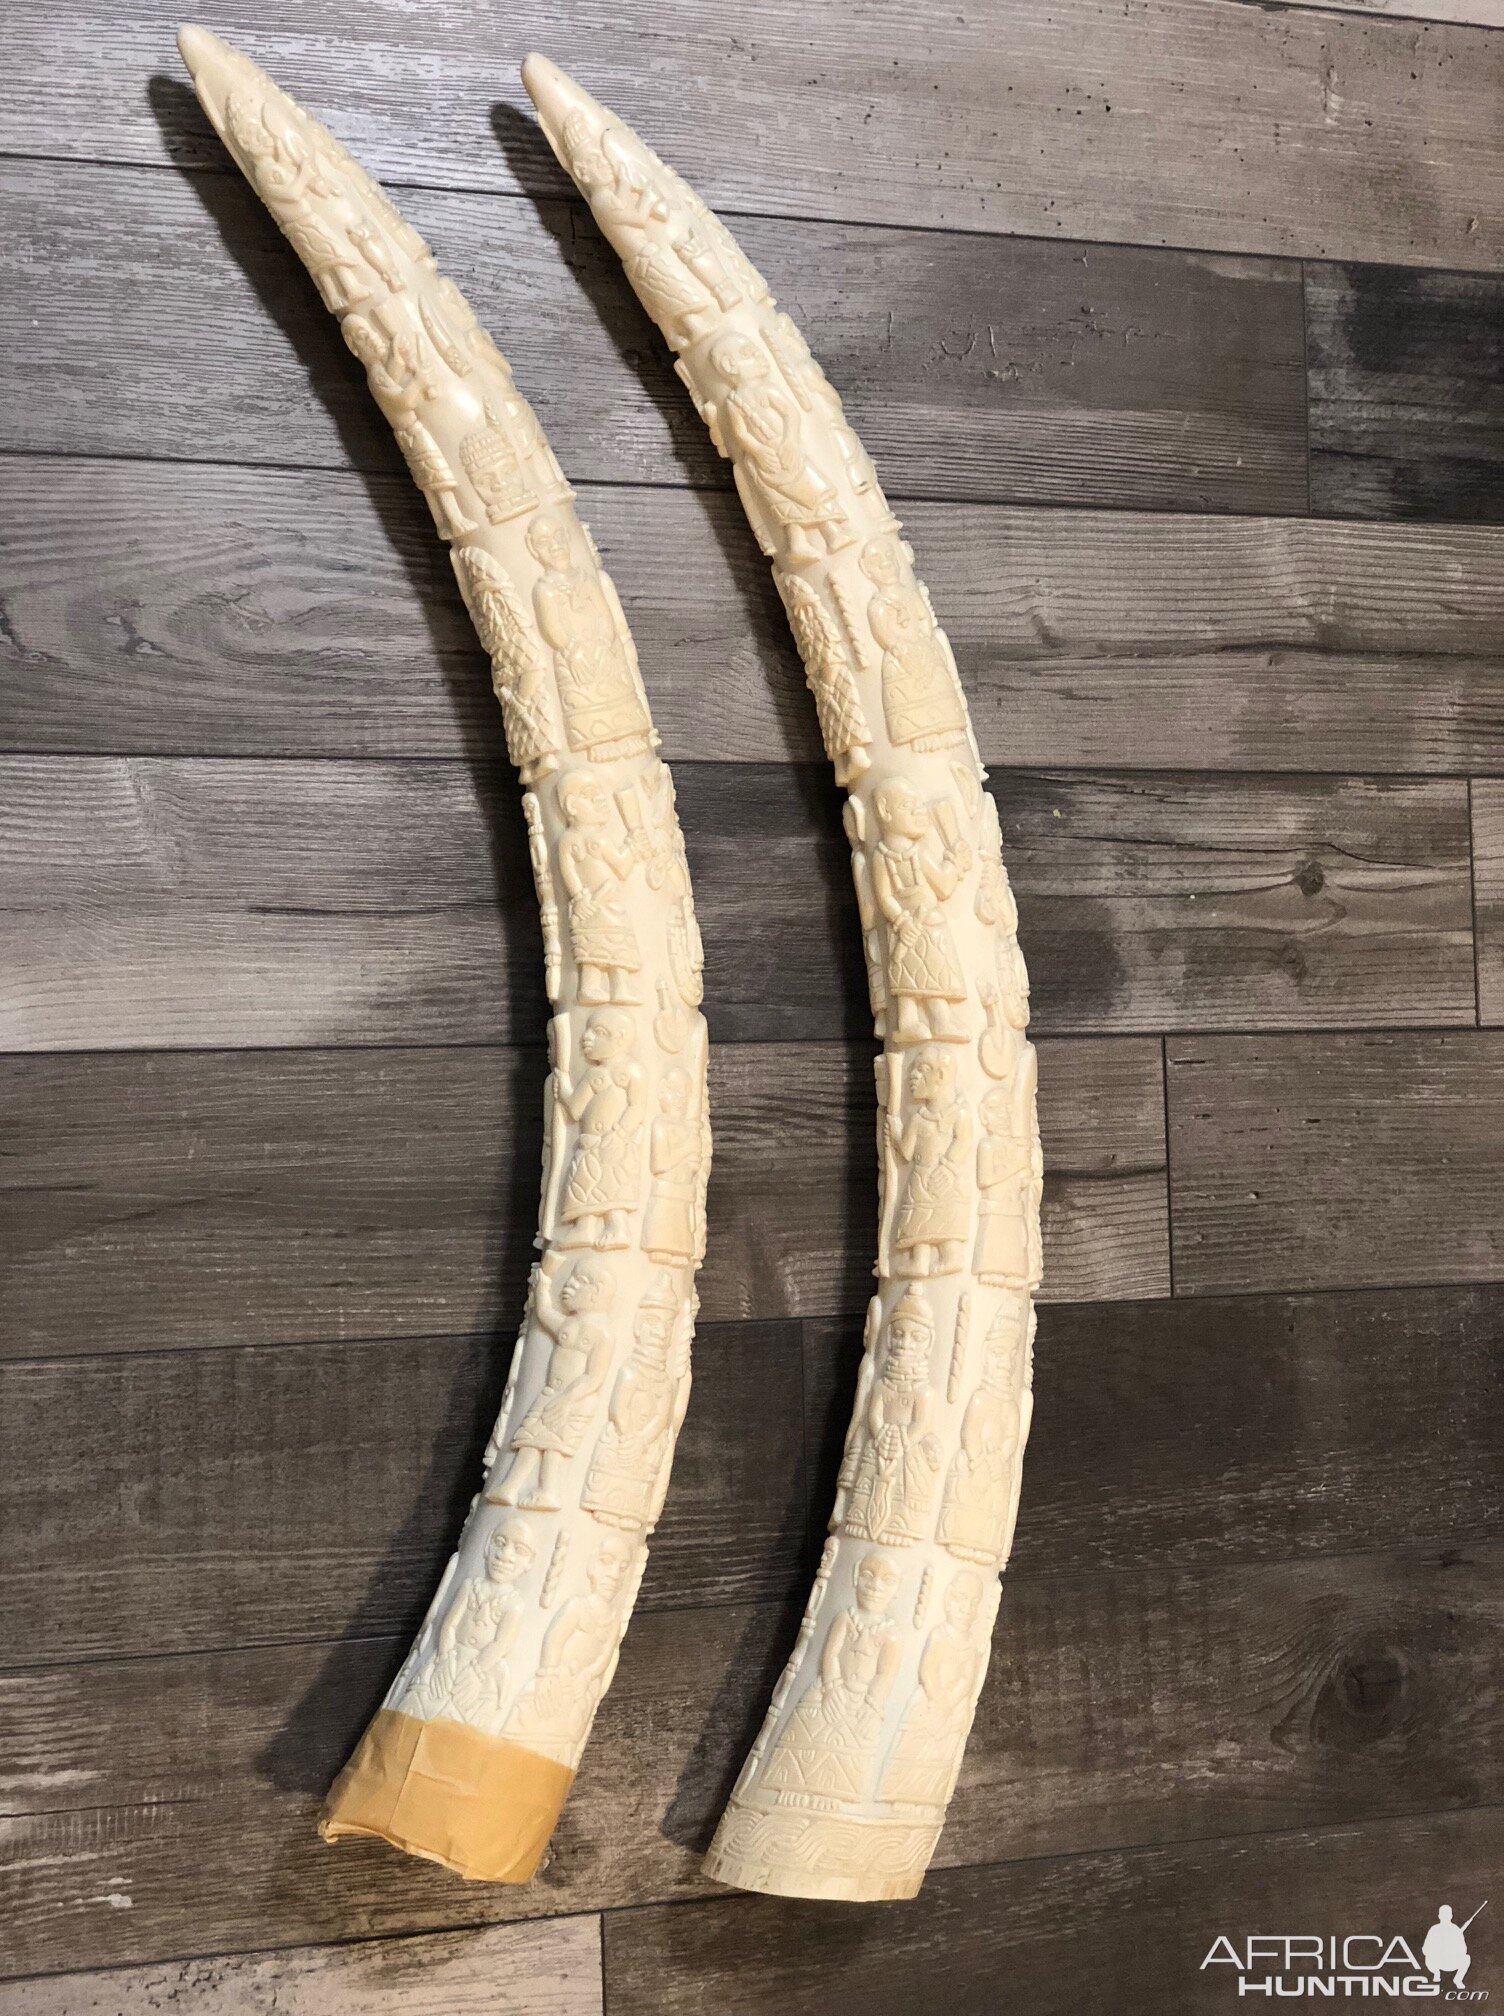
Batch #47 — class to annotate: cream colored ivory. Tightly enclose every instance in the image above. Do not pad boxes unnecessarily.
[179,28,710,1885]
[525,55,1040,1904]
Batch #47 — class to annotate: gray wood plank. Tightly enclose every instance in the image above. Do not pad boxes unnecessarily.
[1167,1031,1504,1294]
[806,1282,1504,1576]
[4,2,1502,268]
[1472,779,1504,1024]
[0,758,1475,1048]
[0,1324,806,1667]
[603,1807,1500,2016]
[11,1278,1498,1671]
[0,160,1306,513]
[2,1917,603,2016]
[0,1036,1166,1359]
[9,462,1503,776]
[1,1547,1495,1976]
[1308,263,1504,520]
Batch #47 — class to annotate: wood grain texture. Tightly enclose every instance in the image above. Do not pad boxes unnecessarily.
[0,758,1475,1048]
[9,461,1504,776]
[1167,1031,1504,1293]
[10,1278,1497,1671]
[1472,779,1504,1024]
[0,1037,1166,1359]
[2,1917,603,2016]
[1308,263,1504,520]
[1,1547,1494,1976]
[602,1806,1499,2016]
[4,1,1502,267]
[806,1282,1504,1575]
[1255,0,1504,18]
[0,160,1307,513]
[0,1324,807,1668]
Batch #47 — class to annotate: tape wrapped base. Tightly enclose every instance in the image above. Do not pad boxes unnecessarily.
[702,1799,941,1903]
[318,1707,575,1884]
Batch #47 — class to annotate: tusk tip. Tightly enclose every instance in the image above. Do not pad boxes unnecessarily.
[176,23,227,79]
[520,51,591,135]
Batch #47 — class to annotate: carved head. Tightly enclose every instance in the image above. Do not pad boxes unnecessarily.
[560,109,607,187]
[886,1283,936,1378]
[581,1009,633,1064]
[588,1531,635,1599]
[945,1569,984,1631]
[908,1045,956,1107]
[559,1257,614,1314]
[557,770,608,827]
[711,334,769,386]
[526,509,574,573]
[224,91,271,160]
[484,1515,537,1585]
[859,535,903,589]
[873,779,929,842]
[659,1067,692,1118]
[340,314,385,372]
[854,1551,902,1613]
[982,1303,1025,1386]
[980,1084,1014,1137]
[633,1270,679,1361]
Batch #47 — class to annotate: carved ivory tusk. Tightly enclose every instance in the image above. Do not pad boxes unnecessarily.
[525,55,1040,1904]
[179,27,711,1884]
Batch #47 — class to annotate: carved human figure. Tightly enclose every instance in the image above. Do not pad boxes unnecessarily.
[556,772,647,1005]
[487,1256,614,1511]
[763,1551,904,1804]
[341,297,438,412]
[642,1068,703,1265]
[876,1570,986,1811]
[634,765,704,1009]
[560,112,719,347]
[556,1010,647,1249]
[870,781,972,1044]
[224,91,373,314]
[392,418,475,540]
[581,1270,682,1530]
[509,1530,636,1762]
[764,309,883,501]
[887,1046,972,1277]
[844,1286,944,1547]
[861,535,967,754]
[708,335,851,565]
[780,573,872,786]
[938,1305,1025,1566]
[527,510,653,760]
[974,1080,1033,1290]
[402,1515,536,1731]
[453,546,559,786]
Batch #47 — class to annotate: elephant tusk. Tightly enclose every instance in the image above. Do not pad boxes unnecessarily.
[180,27,710,1885]
[524,54,1041,1905]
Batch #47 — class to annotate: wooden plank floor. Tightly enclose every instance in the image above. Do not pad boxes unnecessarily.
[1,5,1500,2011]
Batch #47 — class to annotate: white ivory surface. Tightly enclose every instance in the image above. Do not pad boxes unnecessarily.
[181,28,710,1780]
[526,55,1040,1901]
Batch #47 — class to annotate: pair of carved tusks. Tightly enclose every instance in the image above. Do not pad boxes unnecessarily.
[181,29,1038,1905]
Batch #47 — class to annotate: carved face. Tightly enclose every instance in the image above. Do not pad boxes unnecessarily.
[854,1552,901,1612]
[581,1010,631,1064]
[561,110,606,186]
[909,1047,955,1106]
[860,536,902,588]
[485,1517,536,1585]
[527,511,574,572]
[887,1303,935,1377]
[559,772,608,827]
[874,781,928,842]
[659,1068,691,1118]
[224,91,270,160]
[945,1570,983,1631]
[711,335,768,386]
[980,1086,1013,1136]
[560,1259,612,1314]
[341,316,384,371]
[588,1533,634,1599]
